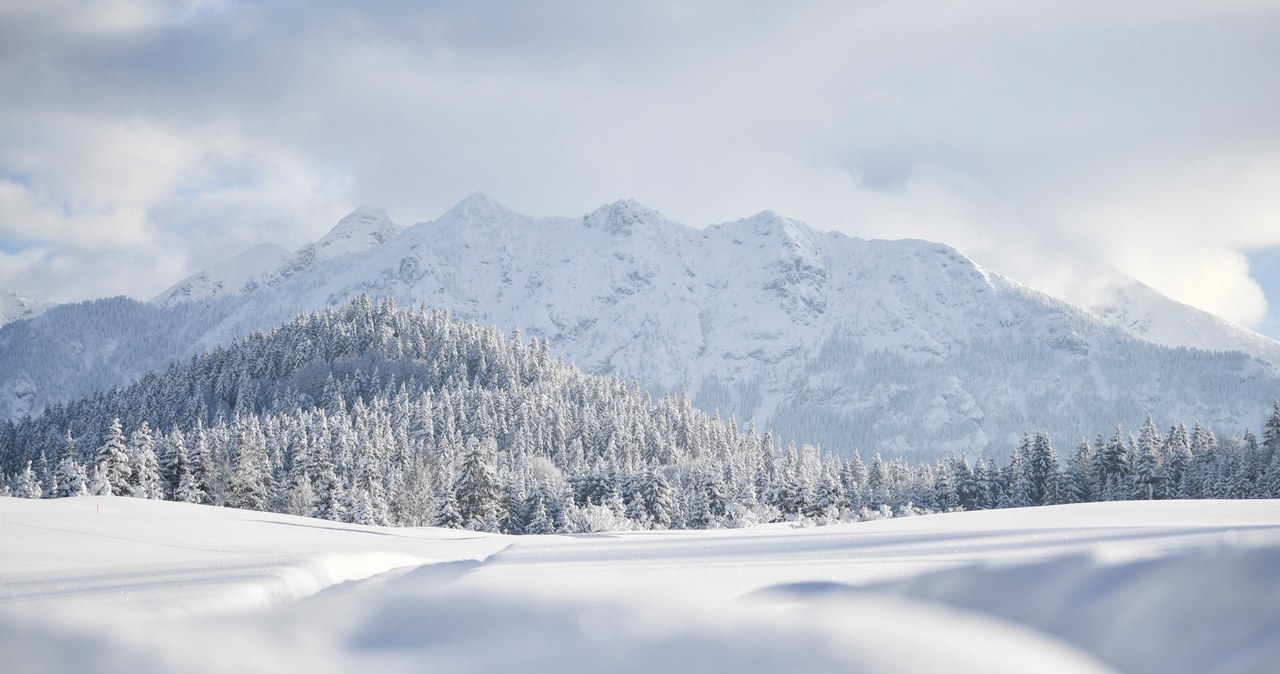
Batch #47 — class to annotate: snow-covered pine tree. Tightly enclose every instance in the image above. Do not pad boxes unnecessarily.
[454,436,501,531]
[95,418,132,496]
[1095,426,1131,501]
[49,430,83,498]
[52,432,88,498]
[1062,440,1094,504]
[13,461,42,499]
[33,449,51,498]
[865,453,889,509]
[1163,423,1192,498]
[523,491,554,535]
[971,459,996,510]
[157,427,184,499]
[228,416,274,511]
[434,487,464,529]
[1266,449,1280,499]
[842,451,868,511]
[187,420,215,505]
[129,422,164,500]
[949,455,976,511]
[1027,431,1060,506]
[1131,417,1164,500]
[810,459,845,521]
[281,433,315,517]
[88,464,111,497]
[641,467,677,529]
[998,434,1033,508]
[689,466,728,528]
[350,438,389,526]
[1263,400,1280,463]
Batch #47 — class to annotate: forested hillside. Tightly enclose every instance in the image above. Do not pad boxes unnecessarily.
[3,297,1278,533]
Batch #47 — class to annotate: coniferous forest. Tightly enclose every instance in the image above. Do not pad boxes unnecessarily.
[2,296,1278,533]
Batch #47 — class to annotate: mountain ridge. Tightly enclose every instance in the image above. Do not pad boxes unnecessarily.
[3,195,1279,459]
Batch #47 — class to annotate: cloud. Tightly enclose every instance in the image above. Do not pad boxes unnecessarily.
[0,113,350,302]
[0,0,1277,331]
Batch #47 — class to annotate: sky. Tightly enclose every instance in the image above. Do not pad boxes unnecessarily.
[1,0,1278,337]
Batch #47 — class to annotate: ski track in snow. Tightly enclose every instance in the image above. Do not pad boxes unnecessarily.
[3,496,1280,673]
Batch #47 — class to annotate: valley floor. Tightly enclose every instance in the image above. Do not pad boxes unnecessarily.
[2,496,1278,673]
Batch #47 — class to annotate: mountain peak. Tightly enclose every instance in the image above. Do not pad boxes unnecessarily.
[1086,275,1280,368]
[0,290,54,327]
[322,206,400,248]
[583,199,667,236]
[738,210,814,238]
[442,192,514,223]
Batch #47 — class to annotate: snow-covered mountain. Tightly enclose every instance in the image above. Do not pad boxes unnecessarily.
[151,206,400,307]
[1086,277,1280,369]
[3,194,1279,459]
[259,205,401,286]
[152,243,291,307]
[0,290,53,327]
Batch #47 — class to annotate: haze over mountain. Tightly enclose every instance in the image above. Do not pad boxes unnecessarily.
[2,194,1278,459]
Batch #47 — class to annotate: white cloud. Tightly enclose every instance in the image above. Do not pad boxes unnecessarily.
[0,114,351,301]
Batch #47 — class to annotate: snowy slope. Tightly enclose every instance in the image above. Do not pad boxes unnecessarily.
[1087,277,1280,369]
[4,195,1280,457]
[0,290,53,327]
[151,243,291,307]
[3,497,1278,674]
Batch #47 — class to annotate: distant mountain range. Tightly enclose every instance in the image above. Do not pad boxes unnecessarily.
[2,194,1278,459]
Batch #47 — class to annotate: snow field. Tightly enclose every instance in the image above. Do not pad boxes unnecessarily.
[2,496,1279,673]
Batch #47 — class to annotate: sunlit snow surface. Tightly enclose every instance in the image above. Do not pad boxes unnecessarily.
[2,497,1278,673]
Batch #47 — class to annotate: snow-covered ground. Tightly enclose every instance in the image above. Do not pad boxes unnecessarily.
[2,497,1278,673]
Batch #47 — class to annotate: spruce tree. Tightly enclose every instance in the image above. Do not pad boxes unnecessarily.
[1263,401,1280,462]
[129,422,164,500]
[641,467,676,529]
[95,418,132,496]
[158,427,188,499]
[1266,450,1280,499]
[999,435,1033,508]
[51,430,88,498]
[229,417,274,511]
[14,462,42,499]
[523,489,554,534]
[1095,426,1131,501]
[1131,417,1164,500]
[1163,423,1192,498]
[1028,431,1060,506]
[174,458,204,504]
[52,450,88,498]
[1062,440,1094,504]
[455,436,501,531]
[88,465,112,497]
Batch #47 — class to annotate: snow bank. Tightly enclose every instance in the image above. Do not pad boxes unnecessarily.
[0,495,504,616]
